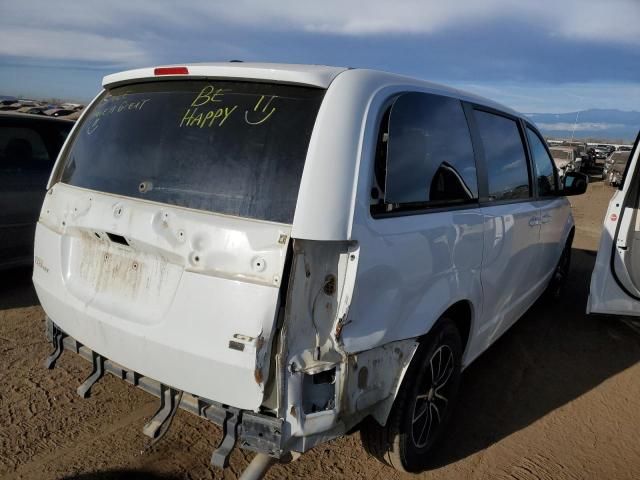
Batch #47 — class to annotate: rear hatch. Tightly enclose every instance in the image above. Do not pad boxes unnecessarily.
[33,79,324,410]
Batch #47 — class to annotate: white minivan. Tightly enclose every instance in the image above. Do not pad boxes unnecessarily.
[34,63,587,476]
[589,133,640,315]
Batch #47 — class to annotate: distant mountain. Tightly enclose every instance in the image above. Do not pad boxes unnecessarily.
[526,109,640,143]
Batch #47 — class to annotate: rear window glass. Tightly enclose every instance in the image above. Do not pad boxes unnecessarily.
[59,81,324,223]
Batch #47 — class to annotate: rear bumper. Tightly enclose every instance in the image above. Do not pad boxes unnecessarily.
[45,317,285,459]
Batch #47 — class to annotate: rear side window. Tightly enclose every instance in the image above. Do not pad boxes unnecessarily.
[0,127,50,168]
[526,127,557,196]
[474,110,530,201]
[372,92,478,214]
[59,81,324,224]
[0,121,70,171]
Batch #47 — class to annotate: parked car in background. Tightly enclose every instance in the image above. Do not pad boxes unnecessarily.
[0,112,74,269]
[44,108,76,117]
[17,99,41,108]
[594,145,610,160]
[17,106,47,115]
[61,110,83,121]
[549,146,582,176]
[589,132,640,316]
[52,109,76,117]
[603,151,630,186]
[561,141,592,170]
[618,145,632,152]
[0,103,22,111]
[0,97,86,118]
[599,144,615,154]
[35,63,587,476]
[60,103,83,111]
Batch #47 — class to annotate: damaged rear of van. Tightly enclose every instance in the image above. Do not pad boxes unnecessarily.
[38,72,325,410]
[35,63,571,476]
[35,63,385,472]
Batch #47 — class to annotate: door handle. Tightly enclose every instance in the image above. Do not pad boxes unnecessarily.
[541,214,552,224]
[529,216,540,227]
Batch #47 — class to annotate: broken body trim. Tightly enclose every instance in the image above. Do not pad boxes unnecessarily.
[45,315,418,460]
[44,318,286,463]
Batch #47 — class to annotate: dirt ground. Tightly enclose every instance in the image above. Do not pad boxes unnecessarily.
[1,179,639,480]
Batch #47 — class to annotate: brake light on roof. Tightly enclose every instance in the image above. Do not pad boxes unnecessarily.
[154,66,189,76]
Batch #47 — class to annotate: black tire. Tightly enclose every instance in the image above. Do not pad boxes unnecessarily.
[360,320,462,472]
[546,235,572,299]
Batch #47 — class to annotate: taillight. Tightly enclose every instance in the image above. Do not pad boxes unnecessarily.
[154,66,189,76]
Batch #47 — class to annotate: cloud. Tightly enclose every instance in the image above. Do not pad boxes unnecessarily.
[0,0,639,69]
[0,26,149,66]
[0,0,638,114]
[186,0,640,44]
[154,0,638,45]
[537,122,626,131]
[545,1,640,45]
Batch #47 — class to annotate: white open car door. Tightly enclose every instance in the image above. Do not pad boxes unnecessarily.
[589,131,640,315]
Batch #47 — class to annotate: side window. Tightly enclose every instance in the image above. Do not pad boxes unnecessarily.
[474,110,530,201]
[372,92,478,213]
[526,127,557,196]
[0,126,51,171]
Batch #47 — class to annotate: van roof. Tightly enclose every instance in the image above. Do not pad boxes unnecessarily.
[102,62,520,117]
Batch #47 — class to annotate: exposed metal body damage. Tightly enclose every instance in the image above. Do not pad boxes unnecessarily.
[275,239,419,451]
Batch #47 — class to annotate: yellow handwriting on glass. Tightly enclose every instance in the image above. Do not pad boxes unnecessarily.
[180,106,238,128]
[190,86,230,107]
[179,86,238,128]
[244,95,277,125]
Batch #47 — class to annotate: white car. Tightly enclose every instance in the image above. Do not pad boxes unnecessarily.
[34,63,587,476]
[589,134,640,316]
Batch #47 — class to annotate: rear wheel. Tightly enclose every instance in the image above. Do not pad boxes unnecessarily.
[360,320,462,472]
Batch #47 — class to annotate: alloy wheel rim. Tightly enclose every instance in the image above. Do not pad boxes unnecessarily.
[411,344,454,449]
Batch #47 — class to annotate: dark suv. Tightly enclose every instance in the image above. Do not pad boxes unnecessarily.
[0,112,73,268]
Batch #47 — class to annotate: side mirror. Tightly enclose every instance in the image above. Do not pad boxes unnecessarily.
[562,171,588,196]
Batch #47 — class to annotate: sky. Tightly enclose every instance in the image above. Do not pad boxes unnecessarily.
[0,0,639,114]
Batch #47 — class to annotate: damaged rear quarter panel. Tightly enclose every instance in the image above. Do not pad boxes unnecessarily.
[279,239,418,450]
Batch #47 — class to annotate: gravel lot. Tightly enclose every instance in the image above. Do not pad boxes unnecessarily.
[1,178,639,480]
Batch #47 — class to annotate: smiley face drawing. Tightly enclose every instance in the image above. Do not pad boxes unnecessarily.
[245,95,277,125]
